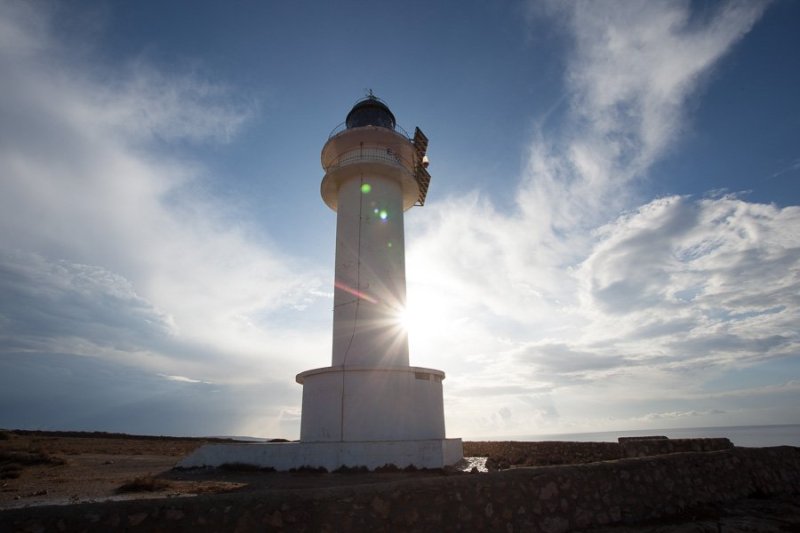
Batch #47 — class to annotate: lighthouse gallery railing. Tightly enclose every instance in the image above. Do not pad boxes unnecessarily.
[328,121,411,140]
[324,146,411,172]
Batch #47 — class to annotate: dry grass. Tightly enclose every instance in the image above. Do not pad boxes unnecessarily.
[1,430,215,457]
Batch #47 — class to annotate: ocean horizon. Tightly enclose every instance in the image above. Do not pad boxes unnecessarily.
[473,424,800,448]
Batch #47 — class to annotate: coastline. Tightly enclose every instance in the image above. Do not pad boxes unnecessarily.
[475,423,800,448]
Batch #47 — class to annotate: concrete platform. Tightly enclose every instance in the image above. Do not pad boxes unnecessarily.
[177,439,463,471]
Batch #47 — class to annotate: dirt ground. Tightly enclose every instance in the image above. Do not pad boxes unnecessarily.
[1,431,232,509]
[0,430,462,510]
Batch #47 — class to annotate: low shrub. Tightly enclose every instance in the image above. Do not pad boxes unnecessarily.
[219,462,276,472]
[289,465,327,474]
[333,465,368,474]
[116,476,171,493]
[0,450,65,467]
[0,463,22,479]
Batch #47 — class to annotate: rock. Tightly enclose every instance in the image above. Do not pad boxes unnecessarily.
[128,512,148,526]
[541,516,570,533]
[370,496,389,519]
[540,481,558,500]
[266,510,283,527]
[165,509,184,520]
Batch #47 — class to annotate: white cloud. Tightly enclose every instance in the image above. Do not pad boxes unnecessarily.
[1,1,794,439]
[0,2,329,394]
[408,0,792,437]
[640,409,725,422]
[519,1,768,233]
[160,374,211,384]
[578,196,800,365]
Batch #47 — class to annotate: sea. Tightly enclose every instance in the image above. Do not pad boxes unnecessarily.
[484,424,800,448]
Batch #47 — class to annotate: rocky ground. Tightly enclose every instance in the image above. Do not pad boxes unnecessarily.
[1,429,798,531]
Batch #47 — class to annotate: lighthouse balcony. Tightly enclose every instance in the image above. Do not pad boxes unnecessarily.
[323,145,412,173]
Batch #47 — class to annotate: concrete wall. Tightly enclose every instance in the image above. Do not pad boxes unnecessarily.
[177,438,463,471]
[4,446,798,532]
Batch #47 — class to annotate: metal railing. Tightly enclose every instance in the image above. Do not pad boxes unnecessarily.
[324,146,412,172]
[328,121,411,140]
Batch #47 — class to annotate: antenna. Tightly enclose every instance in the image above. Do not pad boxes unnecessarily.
[413,127,431,206]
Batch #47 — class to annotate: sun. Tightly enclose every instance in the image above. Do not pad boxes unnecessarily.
[395,288,448,347]
[397,306,415,332]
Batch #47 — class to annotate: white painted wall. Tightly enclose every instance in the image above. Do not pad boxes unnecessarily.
[331,173,409,368]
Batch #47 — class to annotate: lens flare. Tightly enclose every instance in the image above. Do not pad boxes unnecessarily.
[379,209,388,220]
[334,279,378,304]
[360,183,372,194]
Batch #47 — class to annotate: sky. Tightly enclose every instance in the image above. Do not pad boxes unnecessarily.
[1,0,799,440]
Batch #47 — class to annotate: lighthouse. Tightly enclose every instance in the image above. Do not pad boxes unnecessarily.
[296,94,457,452]
[178,96,462,470]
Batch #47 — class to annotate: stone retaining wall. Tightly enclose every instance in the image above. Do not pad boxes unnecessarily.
[2,446,798,532]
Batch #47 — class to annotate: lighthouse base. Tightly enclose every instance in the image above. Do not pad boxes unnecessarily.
[177,438,463,471]
[296,365,448,442]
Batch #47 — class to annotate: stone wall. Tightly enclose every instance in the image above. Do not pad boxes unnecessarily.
[464,437,733,469]
[2,446,798,532]
[464,441,622,468]
[618,437,733,458]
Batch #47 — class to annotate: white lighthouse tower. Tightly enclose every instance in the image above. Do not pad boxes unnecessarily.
[179,96,461,470]
[296,95,460,460]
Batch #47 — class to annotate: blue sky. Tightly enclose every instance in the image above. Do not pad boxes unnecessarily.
[1,0,798,439]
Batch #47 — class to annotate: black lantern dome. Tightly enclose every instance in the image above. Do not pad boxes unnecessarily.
[345,95,396,130]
